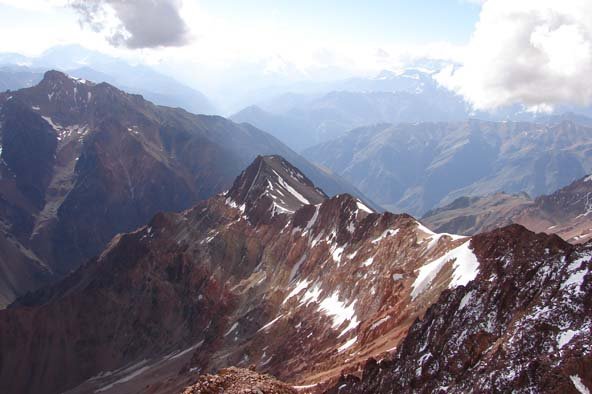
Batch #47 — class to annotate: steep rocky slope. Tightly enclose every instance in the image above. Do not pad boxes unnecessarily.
[327,225,591,393]
[0,71,372,306]
[303,120,592,216]
[0,155,478,394]
[423,174,592,244]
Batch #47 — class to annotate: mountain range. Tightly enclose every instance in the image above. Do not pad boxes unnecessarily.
[0,70,373,307]
[422,174,592,244]
[232,68,592,153]
[0,154,589,394]
[303,119,592,216]
[231,69,468,151]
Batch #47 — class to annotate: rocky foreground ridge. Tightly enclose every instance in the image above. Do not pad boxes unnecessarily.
[182,367,296,394]
[327,225,591,393]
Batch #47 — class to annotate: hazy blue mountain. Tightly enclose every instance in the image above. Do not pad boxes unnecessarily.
[232,69,469,151]
[0,65,43,91]
[233,67,592,153]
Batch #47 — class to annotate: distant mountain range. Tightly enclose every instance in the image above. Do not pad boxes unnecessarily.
[422,174,592,244]
[232,68,592,153]
[232,69,468,151]
[303,118,592,216]
[0,70,373,307]
[0,45,217,115]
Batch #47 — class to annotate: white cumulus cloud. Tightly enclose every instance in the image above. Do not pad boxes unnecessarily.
[436,0,592,111]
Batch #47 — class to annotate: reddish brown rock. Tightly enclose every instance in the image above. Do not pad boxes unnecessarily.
[325,224,592,393]
[181,367,296,394]
[423,174,592,244]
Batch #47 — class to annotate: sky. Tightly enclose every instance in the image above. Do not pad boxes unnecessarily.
[0,1,480,55]
[0,0,591,113]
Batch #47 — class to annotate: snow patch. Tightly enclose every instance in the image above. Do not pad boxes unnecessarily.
[347,250,358,260]
[284,280,310,304]
[557,329,577,349]
[331,245,345,263]
[426,232,465,250]
[371,228,399,244]
[411,241,480,300]
[273,169,310,205]
[571,375,591,394]
[415,221,435,236]
[224,322,239,336]
[458,290,474,310]
[370,316,390,330]
[41,116,60,130]
[362,257,374,267]
[300,284,322,305]
[258,315,283,332]
[318,292,359,336]
[301,205,320,235]
[338,336,358,352]
[293,383,318,390]
[356,200,373,213]
[561,255,590,292]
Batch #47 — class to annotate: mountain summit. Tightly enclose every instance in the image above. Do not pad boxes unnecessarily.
[226,155,327,223]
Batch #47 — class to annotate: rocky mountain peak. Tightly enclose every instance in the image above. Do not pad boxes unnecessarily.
[5,69,97,125]
[37,69,94,94]
[226,155,328,223]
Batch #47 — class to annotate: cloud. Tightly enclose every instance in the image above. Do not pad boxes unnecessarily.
[436,0,592,111]
[69,0,191,49]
